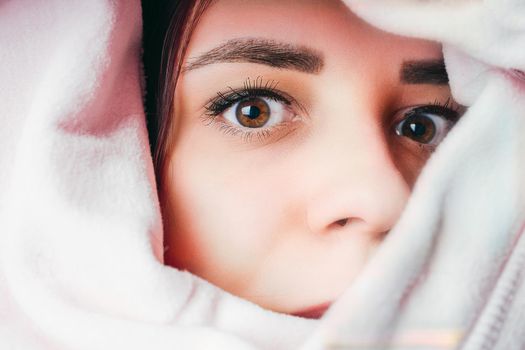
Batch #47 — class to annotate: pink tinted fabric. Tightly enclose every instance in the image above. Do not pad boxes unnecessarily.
[0,1,317,349]
[0,1,524,349]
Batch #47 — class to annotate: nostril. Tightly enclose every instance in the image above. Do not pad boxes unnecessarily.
[335,218,348,227]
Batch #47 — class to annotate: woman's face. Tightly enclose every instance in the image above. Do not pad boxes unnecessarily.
[162,0,462,318]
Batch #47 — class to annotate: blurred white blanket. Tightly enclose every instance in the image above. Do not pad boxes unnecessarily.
[0,0,523,349]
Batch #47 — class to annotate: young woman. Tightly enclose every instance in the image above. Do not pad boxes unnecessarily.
[142,0,465,319]
[2,0,523,349]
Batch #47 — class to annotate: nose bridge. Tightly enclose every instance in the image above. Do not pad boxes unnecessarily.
[303,106,410,236]
[313,81,387,164]
[308,98,390,178]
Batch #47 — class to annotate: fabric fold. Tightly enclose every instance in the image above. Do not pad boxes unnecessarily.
[0,1,523,349]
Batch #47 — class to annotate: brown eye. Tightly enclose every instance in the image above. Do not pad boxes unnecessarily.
[219,94,298,135]
[394,106,459,146]
[235,97,271,128]
[399,114,436,144]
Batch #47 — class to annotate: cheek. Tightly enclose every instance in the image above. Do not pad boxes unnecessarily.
[164,129,292,289]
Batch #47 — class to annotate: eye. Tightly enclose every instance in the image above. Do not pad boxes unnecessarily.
[394,104,460,146]
[223,96,294,129]
[202,78,306,144]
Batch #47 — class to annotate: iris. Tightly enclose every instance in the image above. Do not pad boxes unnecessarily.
[236,97,271,128]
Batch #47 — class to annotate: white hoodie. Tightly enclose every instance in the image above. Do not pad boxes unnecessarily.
[0,1,523,349]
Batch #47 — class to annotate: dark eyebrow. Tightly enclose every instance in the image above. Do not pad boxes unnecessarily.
[401,59,449,85]
[183,38,324,74]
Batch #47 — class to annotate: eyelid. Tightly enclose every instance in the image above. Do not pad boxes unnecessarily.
[388,99,463,128]
[204,87,295,117]
[407,104,461,121]
[203,76,309,119]
[207,118,301,144]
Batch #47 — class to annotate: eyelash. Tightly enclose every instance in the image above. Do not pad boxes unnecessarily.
[202,77,304,143]
[202,78,463,144]
[204,77,292,116]
[411,98,461,119]
[387,97,462,130]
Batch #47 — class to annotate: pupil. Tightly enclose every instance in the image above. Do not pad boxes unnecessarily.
[241,105,261,120]
[400,113,436,144]
[410,122,426,136]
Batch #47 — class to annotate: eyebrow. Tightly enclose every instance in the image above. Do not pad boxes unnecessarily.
[183,38,324,74]
[400,59,449,85]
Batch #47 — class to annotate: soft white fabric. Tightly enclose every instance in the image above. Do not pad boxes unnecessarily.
[0,1,316,349]
[0,1,523,350]
[304,1,525,349]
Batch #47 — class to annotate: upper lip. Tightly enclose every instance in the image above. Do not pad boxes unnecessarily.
[290,301,333,319]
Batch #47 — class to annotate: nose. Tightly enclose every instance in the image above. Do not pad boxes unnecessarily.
[304,120,410,238]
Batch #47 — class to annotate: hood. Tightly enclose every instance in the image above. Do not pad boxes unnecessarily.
[0,0,523,349]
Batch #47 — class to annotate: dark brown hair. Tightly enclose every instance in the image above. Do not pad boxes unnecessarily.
[142,0,213,197]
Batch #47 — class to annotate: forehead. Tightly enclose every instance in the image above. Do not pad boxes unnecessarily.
[187,0,443,64]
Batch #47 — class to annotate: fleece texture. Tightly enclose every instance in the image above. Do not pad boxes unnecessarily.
[305,1,525,349]
[0,0,523,349]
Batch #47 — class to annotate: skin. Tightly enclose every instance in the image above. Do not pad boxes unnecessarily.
[162,0,461,317]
